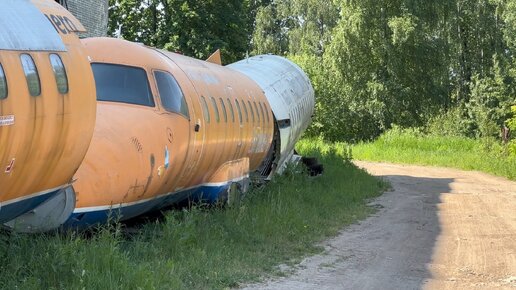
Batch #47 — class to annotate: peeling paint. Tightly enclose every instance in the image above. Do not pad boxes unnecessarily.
[164,146,170,169]
[0,115,14,127]
[4,158,15,174]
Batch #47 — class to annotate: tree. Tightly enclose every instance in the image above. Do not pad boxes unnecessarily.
[109,0,258,63]
[251,0,338,56]
[108,0,516,142]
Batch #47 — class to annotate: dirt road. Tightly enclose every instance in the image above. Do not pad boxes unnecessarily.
[244,162,516,290]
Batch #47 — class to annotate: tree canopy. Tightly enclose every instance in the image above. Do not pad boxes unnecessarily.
[109,0,516,143]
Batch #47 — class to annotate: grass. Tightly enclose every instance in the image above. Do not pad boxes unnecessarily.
[351,128,516,180]
[0,141,387,290]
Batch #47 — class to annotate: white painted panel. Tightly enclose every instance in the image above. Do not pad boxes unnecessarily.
[228,55,315,171]
[0,0,66,51]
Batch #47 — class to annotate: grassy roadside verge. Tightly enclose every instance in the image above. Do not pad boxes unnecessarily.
[0,141,387,290]
[351,129,516,180]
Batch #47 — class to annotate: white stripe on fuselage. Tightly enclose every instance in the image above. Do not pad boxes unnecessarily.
[1,184,70,207]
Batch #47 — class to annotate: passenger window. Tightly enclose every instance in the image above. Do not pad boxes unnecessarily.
[262,102,270,123]
[20,54,41,97]
[219,98,228,123]
[200,96,210,123]
[210,97,220,123]
[242,100,249,122]
[92,63,154,107]
[154,71,189,117]
[49,54,69,94]
[235,99,243,124]
[254,102,260,122]
[248,101,255,123]
[0,64,7,100]
[227,98,235,122]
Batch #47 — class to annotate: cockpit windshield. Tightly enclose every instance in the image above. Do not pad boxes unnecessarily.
[92,63,154,107]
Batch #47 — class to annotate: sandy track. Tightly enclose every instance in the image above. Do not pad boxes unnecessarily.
[243,162,516,290]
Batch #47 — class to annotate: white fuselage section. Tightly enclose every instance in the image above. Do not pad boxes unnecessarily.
[229,55,315,173]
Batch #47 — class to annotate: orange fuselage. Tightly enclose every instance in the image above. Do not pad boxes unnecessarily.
[0,0,96,223]
[66,38,274,226]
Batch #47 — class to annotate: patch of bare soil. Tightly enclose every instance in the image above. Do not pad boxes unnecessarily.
[243,162,516,290]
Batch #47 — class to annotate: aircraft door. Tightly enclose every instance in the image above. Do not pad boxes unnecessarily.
[155,67,205,188]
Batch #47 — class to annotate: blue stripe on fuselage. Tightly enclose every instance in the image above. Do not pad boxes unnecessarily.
[63,184,228,229]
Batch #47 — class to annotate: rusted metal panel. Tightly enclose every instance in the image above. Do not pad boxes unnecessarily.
[0,0,66,51]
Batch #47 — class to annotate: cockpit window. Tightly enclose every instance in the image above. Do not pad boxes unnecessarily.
[92,63,154,107]
[20,54,41,97]
[154,71,189,118]
[49,54,69,94]
[0,64,7,100]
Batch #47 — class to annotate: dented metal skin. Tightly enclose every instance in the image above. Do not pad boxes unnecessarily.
[1,2,315,232]
[0,0,96,226]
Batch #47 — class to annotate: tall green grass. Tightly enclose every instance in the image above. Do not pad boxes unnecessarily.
[0,142,386,290]
[352,128,516,180]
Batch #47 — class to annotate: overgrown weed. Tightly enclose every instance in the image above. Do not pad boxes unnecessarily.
[0,142,386,290]
[353,128,516,180]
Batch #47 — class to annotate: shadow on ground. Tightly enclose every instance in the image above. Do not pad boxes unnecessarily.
[244,173,453,290]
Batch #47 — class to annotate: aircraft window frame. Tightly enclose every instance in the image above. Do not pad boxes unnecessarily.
[242,99,249,122]
[210,96,220,123]
[0,63,7,100]
[253,101,260,123]
[248,100,255,123]
[227,98,235,122]
[235,99,243,124]
[200,96,210,123]
[154,70,190,118]
[219,98,228,123]
[20,54,41,97]
[91,63,155,107]
[262,102,270,123]
[49,54,69,94]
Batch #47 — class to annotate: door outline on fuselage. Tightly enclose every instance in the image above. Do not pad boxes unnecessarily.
[152,52,207,188]
[174,76,206,187]
[150,69,193,192]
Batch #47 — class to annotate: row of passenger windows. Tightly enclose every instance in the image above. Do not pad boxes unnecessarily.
[92,63,270,125]
[0,57,275,127]
[0,53,68,100]
[200,95,270,125]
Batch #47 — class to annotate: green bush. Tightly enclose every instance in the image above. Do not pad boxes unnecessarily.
[426,106,474,137]
[290,54,385,142]
[508,105,516,157]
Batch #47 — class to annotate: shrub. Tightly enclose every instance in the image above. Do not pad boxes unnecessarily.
[426,106,475,137]
[508,105,516,157]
